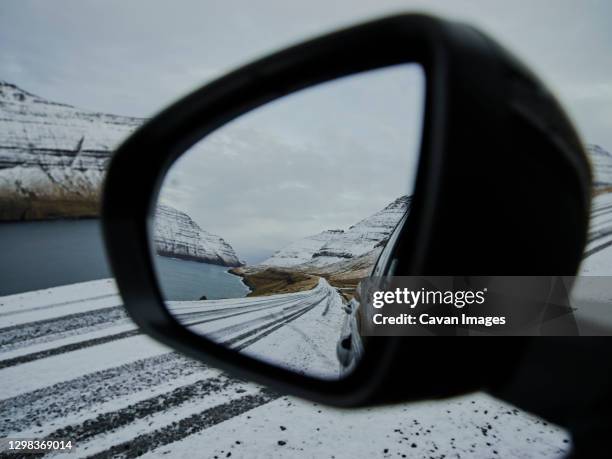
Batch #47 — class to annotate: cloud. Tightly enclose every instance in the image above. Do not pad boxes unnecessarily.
[158,66,424,262]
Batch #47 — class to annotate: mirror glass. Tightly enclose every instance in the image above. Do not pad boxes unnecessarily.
[151,65,424,380]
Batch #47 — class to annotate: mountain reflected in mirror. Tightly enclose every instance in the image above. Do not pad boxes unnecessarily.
[151,64,424,380]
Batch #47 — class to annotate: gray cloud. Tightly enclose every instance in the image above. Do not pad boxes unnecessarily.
[1,0,610,145]
[158,66,424,262]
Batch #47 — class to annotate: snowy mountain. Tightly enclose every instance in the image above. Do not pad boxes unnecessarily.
[0,81,242,265]
[154,204,242,267]
[0,81,142,219]
[260,196,411,270]
[261,145,612,274]
[257,229,345,268]
[589,144,612,191]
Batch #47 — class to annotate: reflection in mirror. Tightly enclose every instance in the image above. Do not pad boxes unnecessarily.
[151,65,424,380]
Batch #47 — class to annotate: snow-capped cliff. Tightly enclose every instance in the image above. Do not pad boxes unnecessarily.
[257,229,344,268]
[260,196,411,269]
[154,204,242,267]
[0,81,242,264]
[0,81,143,219]
[261,145,612,274]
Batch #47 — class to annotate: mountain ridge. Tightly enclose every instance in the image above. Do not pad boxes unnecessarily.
[260,196,411,271]
[0,81,142,219]
[154,204,242,267]
[0,81,242,266]
[2,80,612,272]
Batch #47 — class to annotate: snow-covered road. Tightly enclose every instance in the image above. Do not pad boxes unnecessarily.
[0,279,339,457]
[169,278,346,379]
[0,278,571,458]
[10,189,612,458]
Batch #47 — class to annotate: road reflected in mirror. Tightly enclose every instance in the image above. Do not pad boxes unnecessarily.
[151,64,424,380]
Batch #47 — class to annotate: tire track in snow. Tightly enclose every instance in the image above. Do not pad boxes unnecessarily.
[172,292,301,317]
[0,299,307,370]
[0,352,203,436]
[0,285,330,437]
[0,329,139,370]
[39,375,247,445]
[25,298,316,441]
[589,201,612,218]
[0,293,119,319]
[583,194,612,259]
[583,239,612,259]
[176,296,307,328]
[208,294,325,343]
[85,390,278,459]
[227,297,327,349]
[0,287,322,369]
[0,279,340,456]
[0,306,127,350]
[587,227,612,246]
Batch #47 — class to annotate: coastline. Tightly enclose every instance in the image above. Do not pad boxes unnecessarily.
[156,250,242,268]
[228,267,319,297]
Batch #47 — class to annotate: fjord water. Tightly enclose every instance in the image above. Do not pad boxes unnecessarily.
[0,219,248,299]
[0,219,111,296]
[154,256,250,301]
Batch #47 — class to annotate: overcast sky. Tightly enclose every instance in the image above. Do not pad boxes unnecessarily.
[2,0,611,262]
[1,0,610,145]
[158,65,423,262]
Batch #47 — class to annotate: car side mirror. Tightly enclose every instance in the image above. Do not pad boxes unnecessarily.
[102,13,591,408]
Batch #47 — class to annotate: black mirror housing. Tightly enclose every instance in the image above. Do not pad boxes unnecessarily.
[102,14,592,408]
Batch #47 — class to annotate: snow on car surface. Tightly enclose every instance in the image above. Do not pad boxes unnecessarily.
[1,277,571,458]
